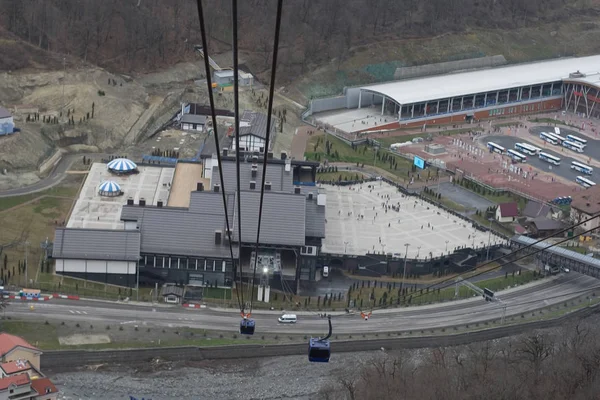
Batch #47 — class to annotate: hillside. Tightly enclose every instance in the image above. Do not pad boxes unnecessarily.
[1,0,600,87]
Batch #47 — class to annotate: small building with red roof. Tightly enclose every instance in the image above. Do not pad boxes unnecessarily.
[0,334,42,372]
[495,202,519,223]
[0,359,42,379]
[30,378,59,400]
[0,373,33,399]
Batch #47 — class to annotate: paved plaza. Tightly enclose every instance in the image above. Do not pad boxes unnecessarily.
[67,163,174,229]
[322,181,505,259]
[312,106,396,134]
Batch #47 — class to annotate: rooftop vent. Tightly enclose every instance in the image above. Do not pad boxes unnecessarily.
[265,182,272,191]
[127,198,134,206]
[281,151,287,160]
[250,181,256,190]
[259,146,265,153]
[267,151,274,159]
[308,193,314,200]
[215,230,222,245]
[569,70,586,78]
[196,182,204,192]
[139,198,146,207]
[214,184,220,193]
[222,148,228,157]
[251,165,258,177]
[294,186,301,194]
[157,200,163,207]
[252,155,259,163]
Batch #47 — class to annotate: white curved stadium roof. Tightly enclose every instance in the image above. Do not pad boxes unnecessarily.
[359,55,600,105]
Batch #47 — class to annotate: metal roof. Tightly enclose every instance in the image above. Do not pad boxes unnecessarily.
[138,208,238,258]
[237,110,275,139]
[305,199,325,238]
[563,72,600,89]
[53,228,141,261]
[211,159,293,194]
[181,114,207,125]
[234,190,306,246]
[511,235,600,269]
[359,55,600,105]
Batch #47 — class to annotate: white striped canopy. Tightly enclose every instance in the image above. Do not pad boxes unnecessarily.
[107,158,137,172]
[98,180,121,194]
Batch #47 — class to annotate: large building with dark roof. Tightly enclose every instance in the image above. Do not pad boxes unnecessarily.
[52,156,324,288]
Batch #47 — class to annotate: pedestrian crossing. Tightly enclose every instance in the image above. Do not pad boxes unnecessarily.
[69,310,88,314]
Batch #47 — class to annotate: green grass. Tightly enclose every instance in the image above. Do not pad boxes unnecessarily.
[0,321,60,349]
[0,185,80,212]
[317,171,364,182]
[422,190,468,212]
[471,213,515,237]
[305,134,433,183]
[349,270,537,308]
[37,273,153,301]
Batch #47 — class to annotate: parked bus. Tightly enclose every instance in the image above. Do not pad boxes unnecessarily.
[539,152,561,165]
[571,161,593,175]
[562,140,585,153]
[487,142,505,154]
[515,142,541,156]
[576,176,596,188]
[540,132,559,145]
[507,149,527,163]
[566,134,588,147]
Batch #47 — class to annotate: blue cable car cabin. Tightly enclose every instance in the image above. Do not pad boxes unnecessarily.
[240,318,255,335]
[308,338,331,362]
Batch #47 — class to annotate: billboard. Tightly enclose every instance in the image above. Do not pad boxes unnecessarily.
[413,156,425,169]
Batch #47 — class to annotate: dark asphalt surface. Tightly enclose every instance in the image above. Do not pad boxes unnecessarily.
[488,135,594,183]
[433,181,495,210]
[530,125,600,160]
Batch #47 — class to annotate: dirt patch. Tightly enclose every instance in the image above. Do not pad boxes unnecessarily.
[59,334,112,346]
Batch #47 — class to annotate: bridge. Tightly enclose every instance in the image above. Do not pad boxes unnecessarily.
[510,235,600,278]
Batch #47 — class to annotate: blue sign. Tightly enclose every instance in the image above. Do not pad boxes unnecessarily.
[413,156,425,169]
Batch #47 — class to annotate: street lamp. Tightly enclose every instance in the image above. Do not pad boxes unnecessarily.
[400,243,410,301]
[344,241,349,254]
[445,240,449,252]
[416,246,422,259]
[381,244,386,254]
[486,218,493,261]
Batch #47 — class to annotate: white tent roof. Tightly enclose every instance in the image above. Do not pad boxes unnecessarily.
[359,55,600,105]
[107,158,137,172]
[98,180,121,194]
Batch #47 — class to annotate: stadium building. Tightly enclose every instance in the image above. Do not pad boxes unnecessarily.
[308,55,600,133]
[52,154,324,289]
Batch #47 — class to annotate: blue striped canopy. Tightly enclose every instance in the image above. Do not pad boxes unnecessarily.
[98,180,121,194]
[107,158,137,172]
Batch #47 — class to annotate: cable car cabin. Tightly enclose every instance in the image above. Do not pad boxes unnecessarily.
[308,338,331,362]
[240,318,255,335]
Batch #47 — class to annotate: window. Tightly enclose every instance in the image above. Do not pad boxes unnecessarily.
[222,261,226,273]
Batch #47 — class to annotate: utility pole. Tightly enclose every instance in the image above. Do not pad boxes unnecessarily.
[24,241,29,287]
[62,57,66,120]
[486,218,493,261]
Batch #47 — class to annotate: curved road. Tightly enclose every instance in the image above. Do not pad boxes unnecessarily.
[6,274,599,334]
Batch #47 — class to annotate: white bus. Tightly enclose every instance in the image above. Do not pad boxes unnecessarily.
[576,176,596,188]
[540,132,559,145]
[539,152,561,165]
[566,134,587,147]
[571,161,593,175]
[487,142,505,154]
[562,140,585,153]
[507,149,527,163]
[515,142,541,155]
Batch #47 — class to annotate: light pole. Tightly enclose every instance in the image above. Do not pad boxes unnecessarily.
[62,57,66,119]
[381,243,386,254]
[486,218,493,261]
[416,246,421,259]
[344,241,349,254]
[400,243,410,301]
[24,241,29,287]
[445,240,449,253]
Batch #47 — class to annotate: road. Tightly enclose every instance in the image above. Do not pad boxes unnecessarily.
[7,273,598,334]
[487,135,592,183]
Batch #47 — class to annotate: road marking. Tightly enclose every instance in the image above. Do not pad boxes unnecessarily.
[69,310,75,314]
[82,311,88,314]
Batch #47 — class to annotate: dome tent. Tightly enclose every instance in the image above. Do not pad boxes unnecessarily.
[98,180,122,197]
[107,158,137,174]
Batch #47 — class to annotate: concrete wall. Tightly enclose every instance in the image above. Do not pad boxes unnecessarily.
[310,96,347,114]
[393,55,507,81]
[42,306,600,372]
[345,87,377,109]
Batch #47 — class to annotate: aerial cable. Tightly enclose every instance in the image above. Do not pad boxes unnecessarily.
[249,0,284,315]
[345,221,600,318]
[231,0,247,317]
[194,0,244,313]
